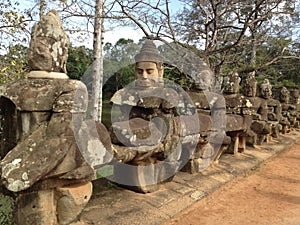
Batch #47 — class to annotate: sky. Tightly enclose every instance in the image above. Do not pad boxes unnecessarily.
[103,26,144,45]
[92,0,185,48]
[1,0,186,52]
[102,0,185,45]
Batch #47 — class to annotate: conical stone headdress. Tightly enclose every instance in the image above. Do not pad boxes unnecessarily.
[135,40,163,63]
[28,10,69,73]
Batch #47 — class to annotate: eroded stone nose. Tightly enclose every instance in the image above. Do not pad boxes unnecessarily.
[142,71,148,79]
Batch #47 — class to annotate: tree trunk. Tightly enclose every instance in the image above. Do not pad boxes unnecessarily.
[249,2,259,76]
[91,0,104,122]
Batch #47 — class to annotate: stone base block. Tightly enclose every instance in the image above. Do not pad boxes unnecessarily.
[181,143,218,173]
[17,189,57,225]
[113,161,180,193]
[56,182,92,225]
[16,182,92,225]
[114,163,159,193]
[181,157,212,174]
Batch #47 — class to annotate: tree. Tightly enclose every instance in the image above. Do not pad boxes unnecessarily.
[103,0,299,87]
[175,0,300,82]
[103,38,140,97]
[0,44,29,84]
[108,0,177,43]
[90,0,105,122]
[0,1,29,54]
[67,45,93,80]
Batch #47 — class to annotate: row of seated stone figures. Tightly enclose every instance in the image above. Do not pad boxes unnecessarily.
[108,40,300,195]
[221,71,300,151]
[0,10,299,225]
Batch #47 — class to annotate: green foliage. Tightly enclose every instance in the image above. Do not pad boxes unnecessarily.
[281,79,296,87]
[67,45,93,80]
[253,38,300,86]
[164,65,193,90]
[0,193,15,225]
[176,0,300,86]
[103,63,136,99]
[0,1,28,53]
[101,99,113,128]
[0,44,29,84]
[102,38,140,98]
[104,38,139,64]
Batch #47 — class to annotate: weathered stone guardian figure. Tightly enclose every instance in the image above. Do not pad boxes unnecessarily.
[183,64,229,172]
[261,79,282,139]
[0,10,111,225]
[110,40,185,193]
[221,72,252,154]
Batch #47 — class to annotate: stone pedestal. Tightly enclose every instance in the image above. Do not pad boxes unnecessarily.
[182,143,217,173]
[16,182,92,225]
[113,160,180,193]
[17,189,57,225]
[56,182,92,225]
[113,162,159,193]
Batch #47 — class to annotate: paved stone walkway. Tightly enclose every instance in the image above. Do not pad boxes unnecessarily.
[80,130,300,225]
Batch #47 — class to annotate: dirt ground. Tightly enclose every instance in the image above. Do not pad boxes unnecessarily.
[162,140,300,225]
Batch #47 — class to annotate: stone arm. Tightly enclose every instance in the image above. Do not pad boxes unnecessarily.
[0,123,72,192]
[0,81,94,192]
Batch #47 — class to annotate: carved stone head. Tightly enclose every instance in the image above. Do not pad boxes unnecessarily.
[243,72,257,97]
[194,68,213,91]
[28,10,70,73]
[260,79,272,99]
[280,87,290,103]
[222,72,241,94]
[134,40,164,88]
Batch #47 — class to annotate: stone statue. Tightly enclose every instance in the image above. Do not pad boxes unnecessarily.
[110,39,184,193]
[261,79,282,138]
[222,71,241,94]
[243,72,257,97]
[0,10,111,225]
[248,78,281,142]
[260,79,273,99]
[220,72,253,154]
[28,10,69,74]
[192,62,213,91]
[277,87,299,132]
[280,87,290,104]
[184,65,229,170]
[239,75,271,145]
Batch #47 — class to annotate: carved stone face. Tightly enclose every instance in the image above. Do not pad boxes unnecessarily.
[223,72,241,94]
[260,79,272,99]
[280,87,290,103]
[135,61,164,88]
[194,70,213,91]
[243,73,257,97]
[261,87,272,99]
